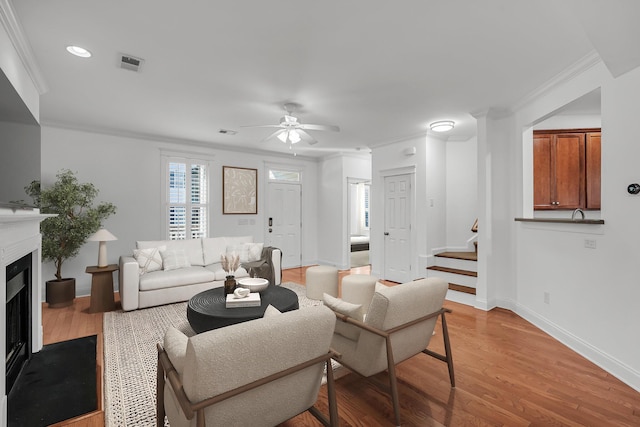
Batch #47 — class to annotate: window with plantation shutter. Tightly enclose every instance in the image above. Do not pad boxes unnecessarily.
[162,154,210,240]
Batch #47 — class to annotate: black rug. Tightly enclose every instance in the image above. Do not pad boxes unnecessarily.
[8,335,97,427]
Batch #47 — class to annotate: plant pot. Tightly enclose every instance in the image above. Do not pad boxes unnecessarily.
[46,278,76,308]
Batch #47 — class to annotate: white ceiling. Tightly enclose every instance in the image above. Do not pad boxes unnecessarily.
[9,1,640,158]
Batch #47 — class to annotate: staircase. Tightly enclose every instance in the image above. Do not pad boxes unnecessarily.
[426,250,477,306]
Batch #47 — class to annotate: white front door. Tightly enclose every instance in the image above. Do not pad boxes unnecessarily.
[383,173,412,283]
[266,182,302,268]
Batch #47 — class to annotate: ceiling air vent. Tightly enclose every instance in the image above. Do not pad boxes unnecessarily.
[119,54,144,72]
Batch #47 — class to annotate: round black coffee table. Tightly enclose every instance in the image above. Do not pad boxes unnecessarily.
[187,285,299,333]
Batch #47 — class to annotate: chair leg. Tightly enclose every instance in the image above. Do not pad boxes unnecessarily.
[441,312,455,388]
[196,408,206,427]
[385,338,402,427]
[422,311,456,388]
[326,359,339,426]
[308,359,339,427]
[156,354,166,427]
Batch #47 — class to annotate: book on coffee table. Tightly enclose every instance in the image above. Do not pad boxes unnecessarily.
[226,292,261,308]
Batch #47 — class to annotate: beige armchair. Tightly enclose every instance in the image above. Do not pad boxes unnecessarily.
[324,277,454,426]
[157,305,339,427]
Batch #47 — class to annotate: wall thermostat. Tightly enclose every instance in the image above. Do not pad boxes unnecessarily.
[627,183,640,194]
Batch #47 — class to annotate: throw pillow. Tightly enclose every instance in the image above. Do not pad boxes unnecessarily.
[323,293,364,321]
[160,249,191,271]
[246,243,264,262]
[133,246,166,274]
[263,304,282,318]
[226,244,250,263]
[164,327,188,375]
[323,293,363,341]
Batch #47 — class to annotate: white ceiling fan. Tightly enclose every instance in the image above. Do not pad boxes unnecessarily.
[242,103,340,146]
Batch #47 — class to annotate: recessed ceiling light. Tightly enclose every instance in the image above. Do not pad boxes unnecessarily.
[66,45,92,58]
[430,120,455,132]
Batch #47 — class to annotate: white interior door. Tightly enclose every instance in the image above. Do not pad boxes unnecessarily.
[383,174,412,282]
[266,182,301,268]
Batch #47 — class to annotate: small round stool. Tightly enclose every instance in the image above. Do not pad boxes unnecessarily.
[341,274,377,314]
[305,265,339,300]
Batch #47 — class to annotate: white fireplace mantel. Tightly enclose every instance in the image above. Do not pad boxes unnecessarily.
[0,206,54,427]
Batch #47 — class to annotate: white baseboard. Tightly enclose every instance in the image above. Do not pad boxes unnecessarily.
[515,303,640,394]
[314,259,349,271]
[445,289,476,306]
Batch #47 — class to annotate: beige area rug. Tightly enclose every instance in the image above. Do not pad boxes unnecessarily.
[103,282,345,427]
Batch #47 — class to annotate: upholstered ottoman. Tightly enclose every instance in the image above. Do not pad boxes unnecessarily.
[341,274,377,313]
[305,265,339,300]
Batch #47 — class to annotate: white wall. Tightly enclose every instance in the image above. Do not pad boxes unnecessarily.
[0,18,39,121]
[475,112,518,310]
[371,135,446,280]
[317,155,343,268]
[445,136,478,250]
[0,120,40,204]
[534,113,601,130]
[40,126,319,296]
[510,61,640,392]
[425,136,447,258]
[317,153,371,269]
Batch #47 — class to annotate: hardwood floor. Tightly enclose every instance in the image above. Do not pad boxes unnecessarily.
[43,266,640,427]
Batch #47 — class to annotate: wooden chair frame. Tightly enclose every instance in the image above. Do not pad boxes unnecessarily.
[331,307,454,426]
[157,344,340,427]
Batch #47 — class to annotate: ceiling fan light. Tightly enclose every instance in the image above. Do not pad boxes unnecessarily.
[289,130,301,144]
[277,131,288,143]
[430,120,455,132]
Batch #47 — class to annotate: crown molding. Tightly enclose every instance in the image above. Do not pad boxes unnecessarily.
[41,120,325,162]
[510,50,602,113]
[446,134,475,142]
[369,131,427,150]
[0,0,48,94]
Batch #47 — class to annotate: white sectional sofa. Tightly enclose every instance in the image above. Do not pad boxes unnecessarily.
[119,236,281,311]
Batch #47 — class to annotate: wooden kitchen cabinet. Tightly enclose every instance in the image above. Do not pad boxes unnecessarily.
[533,133,555,209]
[586,132,601,209]
[533,129,600,210]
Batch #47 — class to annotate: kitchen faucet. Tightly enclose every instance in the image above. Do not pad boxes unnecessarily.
[571,208,585,220]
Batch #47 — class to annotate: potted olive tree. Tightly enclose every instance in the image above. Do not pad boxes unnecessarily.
[25,169,116,307]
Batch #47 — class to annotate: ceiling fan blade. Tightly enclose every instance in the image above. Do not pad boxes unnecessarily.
[299,123,340,132]
[240,124,284,129]
[297,129,318,145]
[260,129,287,143]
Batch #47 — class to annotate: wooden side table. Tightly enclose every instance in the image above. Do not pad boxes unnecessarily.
[86,264,118,313]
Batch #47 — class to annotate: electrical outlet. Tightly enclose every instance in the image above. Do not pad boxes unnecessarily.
[544,292,550,304]
[584,239,597,249]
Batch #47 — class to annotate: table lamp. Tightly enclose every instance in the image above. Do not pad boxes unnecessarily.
[88,228,118,267]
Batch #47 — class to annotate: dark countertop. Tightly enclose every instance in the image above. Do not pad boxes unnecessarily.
[514,217,605,225]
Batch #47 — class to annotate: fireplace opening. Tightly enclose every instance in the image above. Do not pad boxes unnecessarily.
[5,253,32,394]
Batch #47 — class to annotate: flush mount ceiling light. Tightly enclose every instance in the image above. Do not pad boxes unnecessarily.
[430,120,455,132]
[66,45,92,58]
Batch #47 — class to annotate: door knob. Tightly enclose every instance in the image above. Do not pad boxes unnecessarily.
[268,228,272,233]
[384,232,389,236]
